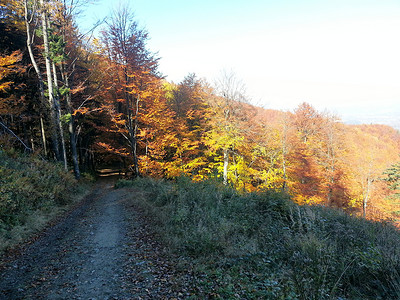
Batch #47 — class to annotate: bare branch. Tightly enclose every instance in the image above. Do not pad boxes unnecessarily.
[0,118,33,153]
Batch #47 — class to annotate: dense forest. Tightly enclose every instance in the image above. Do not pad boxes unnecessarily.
[1,0,400,223]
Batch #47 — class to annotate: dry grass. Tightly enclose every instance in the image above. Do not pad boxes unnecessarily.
[117,176,400,299]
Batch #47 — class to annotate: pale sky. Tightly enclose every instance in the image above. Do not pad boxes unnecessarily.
[79,0,400,128]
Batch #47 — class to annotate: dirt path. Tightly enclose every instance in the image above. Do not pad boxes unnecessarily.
[0,179,190,299]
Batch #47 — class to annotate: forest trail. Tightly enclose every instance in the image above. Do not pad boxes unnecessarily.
[0,179,189,299]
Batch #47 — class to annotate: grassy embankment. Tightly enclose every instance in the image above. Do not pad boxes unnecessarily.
[117,177,400,299]
[0,150,91,253]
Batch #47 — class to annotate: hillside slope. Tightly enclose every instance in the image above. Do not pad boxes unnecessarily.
[117,177,400,299]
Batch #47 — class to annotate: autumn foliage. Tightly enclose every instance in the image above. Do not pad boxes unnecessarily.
[1,1,400,222]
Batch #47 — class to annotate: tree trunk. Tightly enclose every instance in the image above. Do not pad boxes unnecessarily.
[61,63,80,179]
[327,165,335,206]
[363,196,368,218]
[282,155,287,192]
[24,0,52,157]
[40,116,47,156]
[24,0,44,98]
[131,95,140,177]
[68,119,80,178]
[223,148,229,185]
[363,177,372,218]
[40,0,61,161]
[281,115,289,193]
[123,68,140,178]
[232,151,239,184]
[52,62,68,170]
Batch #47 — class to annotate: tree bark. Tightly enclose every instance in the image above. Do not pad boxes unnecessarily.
[223,148,229,185]
[39,0,61,161]
[281,114,289,193]
[24,0,44,98]
[52,62,68,170]
[24,0,51,157]
[363,177,372,218]
[61,62,80,179]
[131,95,140,177]
[40,117,47,156]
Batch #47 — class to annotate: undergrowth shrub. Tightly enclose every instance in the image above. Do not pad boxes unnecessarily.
[0,150,77,231]
[119,176,400,299]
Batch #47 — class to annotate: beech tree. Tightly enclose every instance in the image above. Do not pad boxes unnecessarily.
[165,74,212,179]
[293,102,323,143]
[206,71,248,185]
[22,0,65,163]
[100,4,160,177]
[18,0,98,177]
[289,103,325,204]
[252,113,293,192]
[317,115,348,206]
[48,0,82,178]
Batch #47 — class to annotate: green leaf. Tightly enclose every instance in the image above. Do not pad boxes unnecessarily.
[60,113,72,124]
